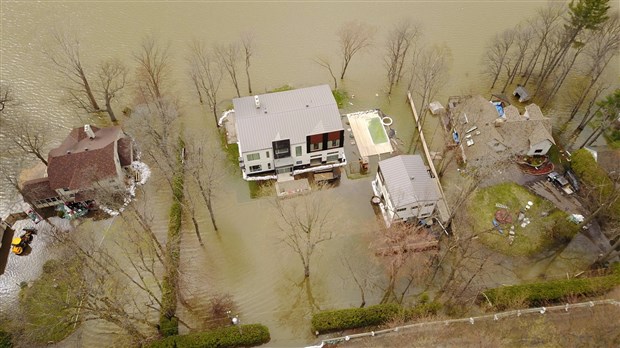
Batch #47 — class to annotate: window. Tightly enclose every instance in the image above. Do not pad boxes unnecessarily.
[249,164,262,172]
[295,146,302,156]
[327,154,339,162]
[327,139,340,148]
[266,151,270,158]
[534,149,543,154]
[308,134,323,152]
[268,163,271,169]
[247,153,260,161]
[327,131,341,149]
[396,207,407,212]
[311,142,323,151]
[273,139,291,159]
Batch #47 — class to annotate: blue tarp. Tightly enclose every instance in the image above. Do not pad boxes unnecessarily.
[493,102,505,117]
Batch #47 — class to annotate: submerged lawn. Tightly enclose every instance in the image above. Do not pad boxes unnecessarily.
[467,182,569,256]
[368,117,388,144]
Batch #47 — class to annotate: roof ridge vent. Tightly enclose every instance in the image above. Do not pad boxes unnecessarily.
[254,95,260,109]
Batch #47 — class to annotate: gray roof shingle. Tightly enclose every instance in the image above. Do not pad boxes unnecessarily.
[233,85,342,152]
[379,155,440,208]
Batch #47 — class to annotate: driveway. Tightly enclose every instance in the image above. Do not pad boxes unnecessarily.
[526,177,584,214]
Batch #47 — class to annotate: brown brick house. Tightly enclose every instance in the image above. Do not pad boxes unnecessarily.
[21,125,134,209]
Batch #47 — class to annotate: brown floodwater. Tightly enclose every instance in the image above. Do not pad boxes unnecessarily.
[0,1,576,346]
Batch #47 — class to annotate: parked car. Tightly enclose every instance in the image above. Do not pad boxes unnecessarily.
[547,171,574,195]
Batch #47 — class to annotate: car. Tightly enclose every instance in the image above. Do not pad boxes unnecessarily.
[565,169,580,192]
[547,171,574,195]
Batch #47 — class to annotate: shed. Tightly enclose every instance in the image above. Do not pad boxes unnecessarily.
[513,86,531,103]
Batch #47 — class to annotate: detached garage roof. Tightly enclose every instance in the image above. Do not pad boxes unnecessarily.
[379,155,440,208]
[233,85,343,153]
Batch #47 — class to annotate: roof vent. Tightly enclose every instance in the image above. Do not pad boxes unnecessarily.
[254,96,260,109]
[84,124,96,139]
[66,150,71,154]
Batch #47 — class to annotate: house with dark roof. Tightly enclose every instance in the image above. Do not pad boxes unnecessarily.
[21,125,134,209]
[233,85,346,180]
[371,155,441,227]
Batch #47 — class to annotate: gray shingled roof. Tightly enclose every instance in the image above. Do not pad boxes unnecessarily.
[233,85,342,152]
[379,155,440,208]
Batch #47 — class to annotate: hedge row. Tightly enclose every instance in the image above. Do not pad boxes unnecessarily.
[148,324,270,348]
[159,138,185,336]
[482,269,620,310]
[311,302,441,334]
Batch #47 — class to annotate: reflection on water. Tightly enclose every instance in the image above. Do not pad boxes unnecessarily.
[1,1,548,345]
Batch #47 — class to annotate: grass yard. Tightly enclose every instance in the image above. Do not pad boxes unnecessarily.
[368,117,388,144]
[467,182,569,256]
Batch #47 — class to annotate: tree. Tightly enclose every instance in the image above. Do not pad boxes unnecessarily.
[314,56,338,89]
[566,14,620,125]
[533,0,611,98]
[337,20,375,80]
[98,58,128,123]
[579,89,620,148]
[241,32,255,95]
[385,19,421,95]
[184,133,225,235]
[4,114,50,166]
[188,40,223,125]
[0,82,15,113]
[483,28,516,90]
[408,45,451,121]
[46,30,100,112]
[215,42,242,98]
[273,188,338,278]
[134,35,172,103]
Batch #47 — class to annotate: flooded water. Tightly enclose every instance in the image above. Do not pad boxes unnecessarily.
[1,1,573,346]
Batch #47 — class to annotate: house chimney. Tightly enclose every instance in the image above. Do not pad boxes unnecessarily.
[254,96,260,109]
[84,124,96,139]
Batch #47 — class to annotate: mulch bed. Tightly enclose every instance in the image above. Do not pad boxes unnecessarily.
[518,162,554,175]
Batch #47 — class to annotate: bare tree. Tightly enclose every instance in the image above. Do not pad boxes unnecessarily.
[0,82,15,113]
[273,188,338,278]
[521,3,566,86]
[4,115,50,166]
[483,28,516,90]
[241,32,255,95]
[134,35,172,103]
[385,19,421,95]
[372,221,438,304]
[188,40,223,125]
[46,30,100,112]
[185,134,225,234]
[314,56,338,89]
[569,81,610,141]
[501,25,534,93]
[409,45,451,121]
[215,42,242,97]
[98,58,128,123]
[337,20,375,80]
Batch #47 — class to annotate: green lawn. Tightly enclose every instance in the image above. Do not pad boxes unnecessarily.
[368,117,388,144]
[467,183,569,256]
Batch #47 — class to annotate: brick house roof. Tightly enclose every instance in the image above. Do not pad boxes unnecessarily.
[22,177,58,202]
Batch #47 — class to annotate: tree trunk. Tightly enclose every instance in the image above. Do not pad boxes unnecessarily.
[245,66,252,95]
[206,199,218,232]
[35,152,48,166]
[80,68,100,111]
[191,215,204,246]
[105,97,117,123]
[542,48,581,109]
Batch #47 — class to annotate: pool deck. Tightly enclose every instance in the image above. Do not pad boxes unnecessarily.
[346,110,394,158]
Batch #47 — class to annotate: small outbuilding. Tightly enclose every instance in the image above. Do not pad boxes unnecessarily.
[513,85,531,103]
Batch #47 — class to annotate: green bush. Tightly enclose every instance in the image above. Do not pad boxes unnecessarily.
[403,301,442,321]
[148,324,270,348]
[482,272,620,310]
[159,316,179,337]
[545,215,581,245]
[0,330,12,348]
[571,149,620,219]
[311,303,400,334]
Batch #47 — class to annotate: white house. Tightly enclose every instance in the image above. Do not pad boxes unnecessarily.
[372,155,441,227]
[233,85,346,180]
